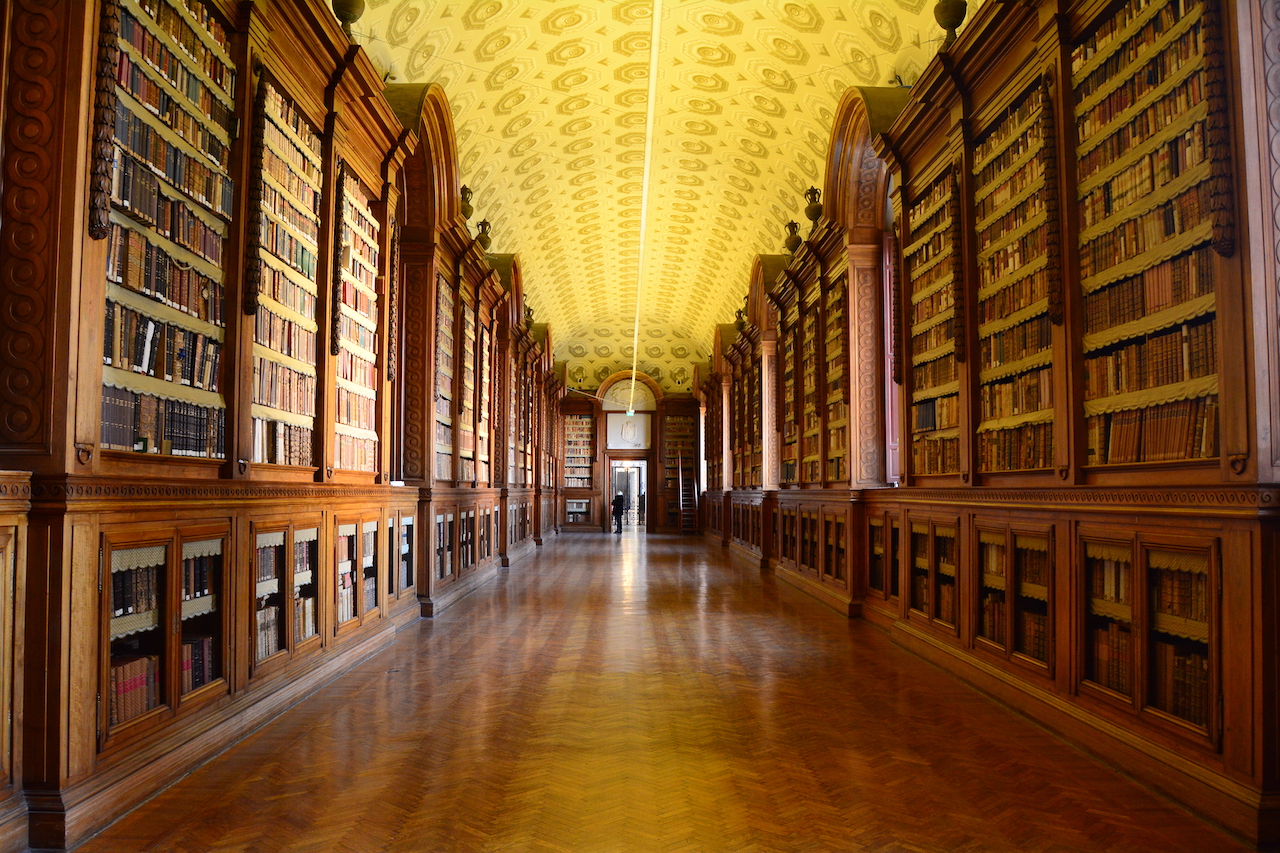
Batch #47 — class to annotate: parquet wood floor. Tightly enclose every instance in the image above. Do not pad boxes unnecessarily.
[72,532,1248,853]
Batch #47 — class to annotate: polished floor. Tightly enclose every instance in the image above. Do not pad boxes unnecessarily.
[76,531,1247,853]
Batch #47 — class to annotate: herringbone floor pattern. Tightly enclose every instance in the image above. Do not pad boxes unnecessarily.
[74,532,1248,852]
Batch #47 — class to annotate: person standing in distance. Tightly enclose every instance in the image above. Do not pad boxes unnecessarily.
[611,491,626,534]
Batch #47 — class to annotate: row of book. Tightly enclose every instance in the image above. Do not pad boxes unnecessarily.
[263,183,319,244]
[251,418,313,466]
[336,569,356,623]
[1018,610,1050,662]
[1082,123,1210,276]
[1084,319,1215,399]
[181,552,216,600]
[335,434,377,472]
[263,137,321,213]
[979,314,1052,370]
[255,305,316,365]
[1150,639,1209,726]
[180,634,216,694]
[363,575,378,612]
[256,543,282,583]
[266,82,322,157]
[107,223,224,324]
[344,249,378,292]
[911,316,957,357]
[337,348,377,389]
[335,387,376,431]
[1018,547,1051,587]
[104,300,222,392]
[1086,393,1218,463]
[1090,554,1132,604]
[975,157,1042,225]
[252,356,317,417]
[1080,123,1207,230]
[1090,620,1135,694]
[101,386,226,457]
[109,653,160,726]
[912,286,954,326]
[913,394,959,433]
[912,434,959,474]
[825,454,845,481]
[261,261,317,320]
[979,590,1008,645]
[435,421,453,446]
[260,219,318,279]
[340,279,376,319]
[254,604,281,660]
[1152,566,1209,622]
[339,313,377,352]
[909,177,951,225]
[980,367,1052,420]
[977,193,1045,254]
[828,400,849,423]
[295,595,317,644]
[112,148,225,264]
[1075,27,1205,141]
[115,55,228,167]
[913,354,958,392]
[979,223,1047,282]
[112,564,161,617]
[118,9,235,132]
[978,422,1054,471]
[975,89,1041,165]
[980,541,1006,579]
[113,101,233,217]
[1084,246,1214,333]
[977,268,1049,322]
[135,0,235,92]
[1072,0,1194,84]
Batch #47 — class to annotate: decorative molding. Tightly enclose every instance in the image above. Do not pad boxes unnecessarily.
[854,140,883,229]
[1,0,63,447]
[890,226,904,385]
[864,486,1279,511]
[403,264,427,481]
[948,164,965,363]
[29,477,416,505]
[854,267,883,485]
[88,0,121,240]
[243,66,269,315]
[1202,0,1236,257]
[1040,74,1064,326]
[331,162,348,357]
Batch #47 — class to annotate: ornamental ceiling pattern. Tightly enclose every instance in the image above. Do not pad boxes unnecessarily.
[356,0,946,356]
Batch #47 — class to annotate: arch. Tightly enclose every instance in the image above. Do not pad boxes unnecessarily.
[386,82,462,233]
[824,87,908,240]
[598,372,664,411]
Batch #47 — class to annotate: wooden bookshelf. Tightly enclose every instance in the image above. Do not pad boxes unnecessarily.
[1072,0,1221,466]
[100,0,234,461]
[333,167,380,473]
[905,170,961,475]
[434,274,455,482]
[972,81,1055,472]
[250,77,320,467]
[824,274,849,483]
[563,414,594,489]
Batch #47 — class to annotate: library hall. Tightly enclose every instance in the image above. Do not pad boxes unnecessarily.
[0,0,1278,849]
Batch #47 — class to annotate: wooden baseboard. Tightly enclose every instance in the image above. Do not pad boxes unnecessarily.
[502,538,536,567]
[29,620,405,851]
[772,566,860,617]
[422,560,501,617]
[888,620,1274,847]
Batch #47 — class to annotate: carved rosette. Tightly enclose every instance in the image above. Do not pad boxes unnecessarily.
[387,220,400,383]
[331,163,348,357]
[890,226,904,385]
[1202,0,1235,257]
[1040,75,1064,325]
[243,68,269,315]
[948,165,965,363]
[89,0,122,240]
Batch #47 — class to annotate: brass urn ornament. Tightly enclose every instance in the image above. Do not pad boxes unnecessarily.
[476,219,492,251]
[331,0,365,39]
[460,185,474,220]
[804,187,823,226]
[783,221,802,254]
[935,0,967,49]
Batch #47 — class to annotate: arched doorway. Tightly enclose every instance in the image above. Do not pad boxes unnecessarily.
[597,373,662,533]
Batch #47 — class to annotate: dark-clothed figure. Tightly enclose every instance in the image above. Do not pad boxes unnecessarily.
[611,492,626,534]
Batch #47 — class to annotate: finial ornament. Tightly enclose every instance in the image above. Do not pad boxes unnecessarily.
[804,187,823,225]
[934,0,967,49]
[331,0,365,40]
[783,221,802,254]
[476,219,492,251]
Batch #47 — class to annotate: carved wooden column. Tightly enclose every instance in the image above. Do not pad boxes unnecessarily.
[759,337,779,491]
[848,242,886,487]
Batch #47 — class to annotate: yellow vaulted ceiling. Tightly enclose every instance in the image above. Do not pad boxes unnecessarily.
[356,0,945,369]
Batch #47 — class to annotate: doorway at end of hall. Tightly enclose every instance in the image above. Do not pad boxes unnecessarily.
[610,460,646,530]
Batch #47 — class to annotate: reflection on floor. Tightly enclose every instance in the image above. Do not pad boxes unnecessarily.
[75,531,1247,852]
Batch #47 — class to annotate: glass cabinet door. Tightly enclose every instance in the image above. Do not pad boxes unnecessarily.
[1084,541,1134,696]
[254,531,287,661]
[179,536,222,693]
[108,542,169,726]
[294,527,319,642]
